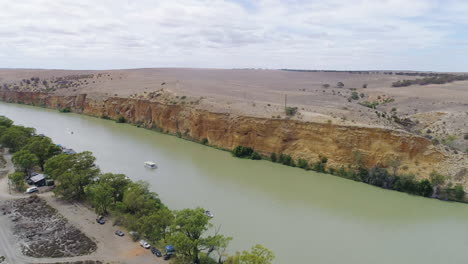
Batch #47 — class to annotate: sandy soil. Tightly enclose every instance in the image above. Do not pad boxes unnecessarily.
[0,150,164,264]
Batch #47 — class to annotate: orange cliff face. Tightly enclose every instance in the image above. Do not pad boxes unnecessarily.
[0,91,454,179]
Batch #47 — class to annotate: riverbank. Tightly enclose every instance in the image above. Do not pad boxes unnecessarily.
[1,91,466,184]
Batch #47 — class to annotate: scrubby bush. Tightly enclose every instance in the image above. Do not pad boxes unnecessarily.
[359,101,379,109]
[417,179,433,197]
[116,115,126,123]
[232,146,254,158]
[251,152,261,160]
[393,174,419,194]
[201,138,208,145]
[278,153,295,166]
[59,107,71,113]
[351,92,359,100]
[285,107,298,116]
[454,184,465,200]
[297,159,308,169]
[270,153,277,162]
[311,156,328,173]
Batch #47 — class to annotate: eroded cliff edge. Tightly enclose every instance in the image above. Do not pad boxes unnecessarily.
[0,91,466,182]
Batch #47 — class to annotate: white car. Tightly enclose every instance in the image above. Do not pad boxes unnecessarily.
[139,240,151,249]
[26,187,38,194]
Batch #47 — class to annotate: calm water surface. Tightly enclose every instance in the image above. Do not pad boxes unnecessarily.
[1,102,468,264]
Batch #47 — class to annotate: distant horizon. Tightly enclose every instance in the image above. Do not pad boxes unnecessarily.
[0,67,466,73]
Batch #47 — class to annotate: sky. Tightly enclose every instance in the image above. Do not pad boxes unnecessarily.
[0,0,468,71]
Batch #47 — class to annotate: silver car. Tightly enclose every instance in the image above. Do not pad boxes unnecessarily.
[139,240,151,249]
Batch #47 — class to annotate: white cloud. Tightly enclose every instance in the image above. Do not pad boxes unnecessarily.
[0,0,467,70]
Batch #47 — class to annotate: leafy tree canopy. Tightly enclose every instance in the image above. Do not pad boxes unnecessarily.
[12,149,39,175]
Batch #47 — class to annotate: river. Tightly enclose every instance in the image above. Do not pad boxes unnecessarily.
[1,102,468,264]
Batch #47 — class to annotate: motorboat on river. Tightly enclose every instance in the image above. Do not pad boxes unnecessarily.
[204,210,214,218]
[144,161,157,169]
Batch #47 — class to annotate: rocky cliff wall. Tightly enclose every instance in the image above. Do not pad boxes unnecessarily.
[0,91,447,178]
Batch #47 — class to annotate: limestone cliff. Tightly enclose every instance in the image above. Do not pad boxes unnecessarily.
[0,91,463,179]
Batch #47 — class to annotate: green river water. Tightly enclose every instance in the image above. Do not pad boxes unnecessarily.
[1,102,468,264]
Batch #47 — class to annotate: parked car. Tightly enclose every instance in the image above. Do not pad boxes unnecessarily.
[139,240,151,249]
[26,187,38,194]
[96,215,105,225]
[151,247,162,257]
[163,253,172,261]
[115,230,124,237]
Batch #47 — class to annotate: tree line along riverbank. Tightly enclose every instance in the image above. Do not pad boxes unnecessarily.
[0,115,274,264]
[231,145,466,203]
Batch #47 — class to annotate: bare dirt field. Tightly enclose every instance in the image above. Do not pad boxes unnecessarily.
[1,195,96,258]
[0,68,466,153]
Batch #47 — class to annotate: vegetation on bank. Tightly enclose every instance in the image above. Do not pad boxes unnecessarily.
[392,74,468,87]
[231,145,466,202]
[59,107,71,113]
[0,115,274,264]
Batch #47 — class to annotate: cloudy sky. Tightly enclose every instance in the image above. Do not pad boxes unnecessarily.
[1,0,467,71]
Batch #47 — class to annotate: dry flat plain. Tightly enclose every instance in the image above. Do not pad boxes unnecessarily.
[0,68,467,152]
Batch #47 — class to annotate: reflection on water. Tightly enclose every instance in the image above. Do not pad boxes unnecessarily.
[1,102,468,264]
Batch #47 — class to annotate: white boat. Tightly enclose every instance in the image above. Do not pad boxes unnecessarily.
[144,161,157,169]
[204,210,214,218]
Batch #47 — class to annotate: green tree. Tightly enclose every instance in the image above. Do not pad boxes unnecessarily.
[387,158,401,177]
[232,146,253,158]
[122,181,163,216]
[210,235,233,264]
[250,152,261,160]
[429,171,445,195]
[137,207,174,242]
[23,136,62,170]
[417,179,433,197]
[44,152,100,200]
[12,150,39,176]
[269,153,277,162]
[168,207,230,264]
[226,244,274,264]
[0,116,13,128]
[454,184,465,201]
[8,172,26,192]
[98,173,131,204]
[86,182,113,215]
[0,125,35,152]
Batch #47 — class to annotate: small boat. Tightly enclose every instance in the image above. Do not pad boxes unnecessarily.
[204,210,214,218]
[144,161,157,169]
